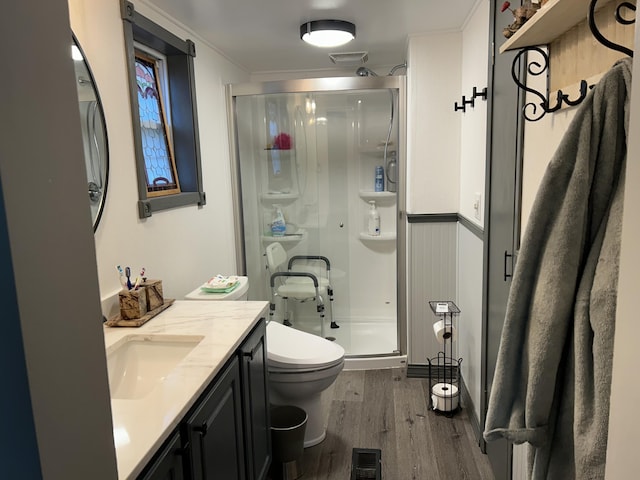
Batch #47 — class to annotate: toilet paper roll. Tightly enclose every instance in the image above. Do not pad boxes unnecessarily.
[431,383,459,412]
[433,320,457,344]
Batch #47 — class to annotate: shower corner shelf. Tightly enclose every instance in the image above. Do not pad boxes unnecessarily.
[358,190,397,201]
[358,232,396,242]
[261,230,307,244]
[359,146,397,157]
[260,192,299,204]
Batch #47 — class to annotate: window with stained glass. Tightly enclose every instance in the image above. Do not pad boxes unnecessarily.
[134,51,180,196]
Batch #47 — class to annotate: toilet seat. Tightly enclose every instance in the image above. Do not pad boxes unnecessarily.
[266,321,344,371]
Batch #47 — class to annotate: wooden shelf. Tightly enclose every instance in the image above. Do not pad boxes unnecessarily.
[499,0,614,53]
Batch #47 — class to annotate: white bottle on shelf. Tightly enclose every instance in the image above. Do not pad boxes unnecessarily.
[367,201,380,236]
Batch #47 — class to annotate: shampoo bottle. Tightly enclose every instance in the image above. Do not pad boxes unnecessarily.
[271,205,286,237]
[367,201,380,236]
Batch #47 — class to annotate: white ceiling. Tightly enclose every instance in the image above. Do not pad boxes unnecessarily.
[146,0,479,73]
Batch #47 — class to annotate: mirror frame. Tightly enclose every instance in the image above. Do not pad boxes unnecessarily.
[72,33,110,232]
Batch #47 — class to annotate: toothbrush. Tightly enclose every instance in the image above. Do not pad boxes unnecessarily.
[125,267,132,290]
[140,267,146,282]
[116,265,127,288]
[133,277,141,290]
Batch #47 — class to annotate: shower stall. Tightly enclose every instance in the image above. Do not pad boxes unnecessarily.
[228,75,406,361]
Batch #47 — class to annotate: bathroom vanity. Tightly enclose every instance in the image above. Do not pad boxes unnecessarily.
[103,300,271,480]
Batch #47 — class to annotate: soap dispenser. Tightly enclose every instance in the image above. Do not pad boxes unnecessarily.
[367,201,380,236]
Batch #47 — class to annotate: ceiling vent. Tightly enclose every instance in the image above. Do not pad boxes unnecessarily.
[328,51,369,66]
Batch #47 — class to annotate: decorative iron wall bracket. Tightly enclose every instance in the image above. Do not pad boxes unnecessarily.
[589,0,636,57]
[511,46,593,122]
[510,0,635,122]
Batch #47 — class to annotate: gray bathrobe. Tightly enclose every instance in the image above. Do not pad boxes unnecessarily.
[484,57,632,480]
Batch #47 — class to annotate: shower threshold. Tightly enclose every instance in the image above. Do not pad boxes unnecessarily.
[344,353,406,371]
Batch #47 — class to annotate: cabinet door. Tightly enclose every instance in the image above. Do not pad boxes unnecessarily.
[239,318,271,480]
[185,357,245,480]
[138,432,185,480]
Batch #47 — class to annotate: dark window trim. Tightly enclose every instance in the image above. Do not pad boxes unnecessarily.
[121,0,206,218]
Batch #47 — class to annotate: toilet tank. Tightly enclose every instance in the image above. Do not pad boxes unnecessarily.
[184,276,250,301]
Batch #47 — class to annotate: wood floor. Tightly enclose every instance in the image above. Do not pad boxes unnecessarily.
[298,368,495,480]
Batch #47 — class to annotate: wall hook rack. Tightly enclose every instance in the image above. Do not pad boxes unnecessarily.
[453,86,488,113]
[472,86,488,100]
[511,0,635,122]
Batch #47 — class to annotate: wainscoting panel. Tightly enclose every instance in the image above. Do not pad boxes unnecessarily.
[408,221,458,365]
[457,222,484,429]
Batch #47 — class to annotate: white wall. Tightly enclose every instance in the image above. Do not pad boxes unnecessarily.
[68,0,250,317]
[456,225,484,422]
[459,0,489,227]
[406,31,462,214]
[456,0,489,427]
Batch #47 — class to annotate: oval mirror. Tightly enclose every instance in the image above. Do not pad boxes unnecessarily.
[72,34,109,232]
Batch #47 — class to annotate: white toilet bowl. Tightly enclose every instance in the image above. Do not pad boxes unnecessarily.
[266,320,345,447]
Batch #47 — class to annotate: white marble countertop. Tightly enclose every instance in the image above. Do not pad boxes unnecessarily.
[103,300,269,480]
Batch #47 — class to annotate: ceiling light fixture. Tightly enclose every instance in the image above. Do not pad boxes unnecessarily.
[300,20,356,48]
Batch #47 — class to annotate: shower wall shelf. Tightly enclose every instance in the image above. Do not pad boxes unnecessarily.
[261,230,307,244]
[260,192,299,204]
[358,232,396,242]
[359,147,397,156]
[358,190,396,201]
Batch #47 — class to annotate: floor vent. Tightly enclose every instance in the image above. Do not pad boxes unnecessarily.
[351,448,382,480]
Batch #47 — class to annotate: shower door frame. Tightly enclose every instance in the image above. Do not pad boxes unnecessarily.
[226,75,407,356]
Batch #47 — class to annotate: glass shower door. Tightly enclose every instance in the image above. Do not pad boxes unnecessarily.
[233,81,401,358]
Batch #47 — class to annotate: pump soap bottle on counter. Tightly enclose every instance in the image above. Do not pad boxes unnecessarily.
[367,201,381,236]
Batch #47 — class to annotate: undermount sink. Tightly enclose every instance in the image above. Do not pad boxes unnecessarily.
[107,334,204,400]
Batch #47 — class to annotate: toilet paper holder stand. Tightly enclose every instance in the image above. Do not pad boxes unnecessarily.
[427,300,462,417]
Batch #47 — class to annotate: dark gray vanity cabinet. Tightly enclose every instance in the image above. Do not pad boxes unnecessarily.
[137,317,271,480]
[138,432,186,480]
[239,320,271,480]
[185,356,246,480]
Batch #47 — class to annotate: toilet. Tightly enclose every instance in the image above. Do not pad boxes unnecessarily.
[184,276,344,448]
[267,320,345,447]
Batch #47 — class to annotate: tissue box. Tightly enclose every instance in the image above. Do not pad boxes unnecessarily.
[142,279,164,311]
[119,288,148,320]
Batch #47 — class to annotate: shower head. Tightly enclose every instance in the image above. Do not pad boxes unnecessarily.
[356,63,407,77]
[356,67,378,77]
[388,62,407,75]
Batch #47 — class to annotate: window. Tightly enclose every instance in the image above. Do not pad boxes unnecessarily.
[121,0,205,218]
[134,51,180,196]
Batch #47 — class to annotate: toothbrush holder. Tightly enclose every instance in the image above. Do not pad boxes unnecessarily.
[141,279,164,311]
[119,288,148,320]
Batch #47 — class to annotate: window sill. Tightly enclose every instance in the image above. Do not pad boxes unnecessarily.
[138,191,206,218]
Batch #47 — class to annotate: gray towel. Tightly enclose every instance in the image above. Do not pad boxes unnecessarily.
[483,57,631,480]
